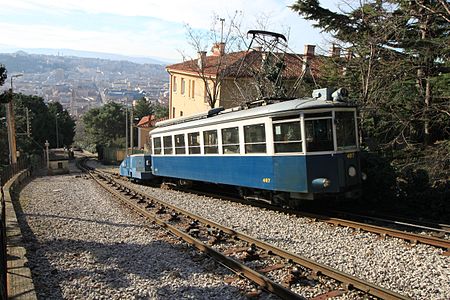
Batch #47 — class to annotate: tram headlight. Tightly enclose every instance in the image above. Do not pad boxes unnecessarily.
[348,166,357,177]
[312,178,331,189]
[361,172,367,181]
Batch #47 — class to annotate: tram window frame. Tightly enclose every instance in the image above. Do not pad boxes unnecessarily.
[272,119,302,153]
[244,123,266,154]
[221,127,240,154]
[335,111,357,150]
[153,137,162,155]
[174,134,186,154]
[203,130,218,154]
[304,113,334,152]
[163,136,173,155]
[188,132,201,154]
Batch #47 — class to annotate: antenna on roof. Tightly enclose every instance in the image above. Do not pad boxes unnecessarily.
[247,30,287,43]
[219,18,225,43]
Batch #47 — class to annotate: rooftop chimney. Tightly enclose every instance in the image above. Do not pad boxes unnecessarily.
[304,44,315,57]
[198,51,207,69]
[211,42,225,56]
[330,44,341,57]
[303,45,315,73]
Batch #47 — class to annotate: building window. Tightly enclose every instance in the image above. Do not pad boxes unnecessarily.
[203,130,218,154]
[244,124,266,153]
[204,82,209,103]
[188,132,201,154]
[188,80,191,97]
[191,81,195,98]
[172,76,177,92]
[181,78,185,95]
[175,134,186,154]
[180,111,183,117]
[172,107,175,118]
[222,127,240,154]
[273,120,302,153]
[153,137,162,155]
[163,136,173,155]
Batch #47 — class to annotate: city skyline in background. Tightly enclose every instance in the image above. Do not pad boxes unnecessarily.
[0,0,340,63]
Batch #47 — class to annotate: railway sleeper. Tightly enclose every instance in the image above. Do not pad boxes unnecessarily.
[310,290,345,300]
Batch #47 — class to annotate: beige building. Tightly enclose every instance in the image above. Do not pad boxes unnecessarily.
[166,44,323,119]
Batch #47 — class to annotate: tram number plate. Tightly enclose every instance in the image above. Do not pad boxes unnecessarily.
[262,178,271,183]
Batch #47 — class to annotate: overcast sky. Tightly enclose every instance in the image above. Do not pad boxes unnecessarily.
[0,0,339,61]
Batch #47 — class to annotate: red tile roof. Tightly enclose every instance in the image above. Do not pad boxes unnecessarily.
[166,51,320,79]
[137,115,167,128]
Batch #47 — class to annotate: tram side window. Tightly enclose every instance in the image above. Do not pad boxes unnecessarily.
[175,134,186,154]
[244,124,266,153]
[222,127,240,154]
[203,130,218,154]
[153,137,162,155]
[273,121,302,153]
[305,117,333,152]
[335,111,357,150]
[163,136,173,155]
[188,132,201,154]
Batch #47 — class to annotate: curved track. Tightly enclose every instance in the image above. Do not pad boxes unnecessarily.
[161,181,450,253]
[78,158,410,299]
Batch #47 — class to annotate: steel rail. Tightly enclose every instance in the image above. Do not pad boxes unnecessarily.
[297,212,450,251]
[162,182,450,251]
[87,167,409,300]
[328,210,450,234]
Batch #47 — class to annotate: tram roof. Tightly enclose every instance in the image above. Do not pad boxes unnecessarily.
[151,97,356,134]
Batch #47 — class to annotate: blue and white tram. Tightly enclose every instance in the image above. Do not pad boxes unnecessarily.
[150,88,363,206]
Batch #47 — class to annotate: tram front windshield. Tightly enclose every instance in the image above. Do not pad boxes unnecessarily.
[305,112,334,152]
[335,111,357,150]
[304,111,357,152]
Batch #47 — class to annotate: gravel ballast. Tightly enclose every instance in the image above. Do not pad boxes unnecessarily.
[17,173,257,300]
[127,181,450,300]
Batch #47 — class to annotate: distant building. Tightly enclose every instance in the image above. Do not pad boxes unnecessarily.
[105,88,146,103]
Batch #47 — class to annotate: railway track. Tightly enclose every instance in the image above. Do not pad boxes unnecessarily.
[96,162,450,254]
[160,181,450,254]
[79,159,409,299]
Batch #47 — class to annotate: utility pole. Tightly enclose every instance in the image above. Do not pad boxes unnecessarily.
[45,140,50,169]
[55,113,59,148]
[130,101,134,155]
[6,74,23,165]
[125,100,128,157]
[219,18,225,43]
[26,108,30,137]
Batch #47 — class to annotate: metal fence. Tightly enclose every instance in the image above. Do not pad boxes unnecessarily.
[0,155,41,300]
[1,184,6,300]
[0,157,29,186]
